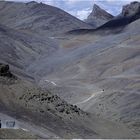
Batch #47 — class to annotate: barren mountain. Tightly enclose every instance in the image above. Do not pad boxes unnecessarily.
[69,2,140,34]
[0,1,92,36]
[122,1,140,17]
[85,4,114,28]
[0,64,134,139]
[0,23,58,80]
[26,11,140,137]
[0,1,140,139]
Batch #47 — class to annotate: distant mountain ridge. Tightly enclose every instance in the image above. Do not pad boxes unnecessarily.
[67,1,140,34]
[0,1,92,36]
[97,1,140,29]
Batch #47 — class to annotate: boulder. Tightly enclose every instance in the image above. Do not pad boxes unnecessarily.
[0,63,14,78]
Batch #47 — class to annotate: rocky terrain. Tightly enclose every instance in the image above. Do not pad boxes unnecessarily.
[0,1,92,36]
[0,64,134,138]
[0,0,140,139]
[85,4,114,28]
[121,1,140,17]
[69,2,140,34]
[0,129,37,139]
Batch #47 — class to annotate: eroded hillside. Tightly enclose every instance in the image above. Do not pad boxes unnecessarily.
[0,1,140,139]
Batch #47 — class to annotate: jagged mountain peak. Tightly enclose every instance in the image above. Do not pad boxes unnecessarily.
[91,4,113,19]
[92,4,101,12]
[85,4,113,28]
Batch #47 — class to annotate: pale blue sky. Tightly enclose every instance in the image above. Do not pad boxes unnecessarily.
[6,0,140,19]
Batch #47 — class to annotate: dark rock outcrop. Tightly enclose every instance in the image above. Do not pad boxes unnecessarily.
[0,63,14,78]
[85,4,114,28]
[96,1,140,30]
[122,1,140,17]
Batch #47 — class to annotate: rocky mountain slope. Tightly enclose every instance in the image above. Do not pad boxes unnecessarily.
[68,1,140,34]
[0,64,134,138]
[0,23,59,80]
[99,1,140,29]
[85,4,114,28]
[0,0,140,139]
[121,1,140,17]
[26,8,140,137]
[0,1,92,36]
